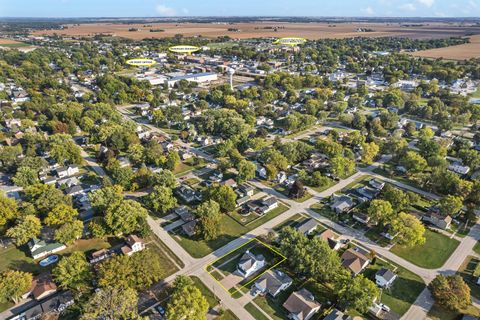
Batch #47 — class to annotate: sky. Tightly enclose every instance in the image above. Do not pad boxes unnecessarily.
[0,0,479,18]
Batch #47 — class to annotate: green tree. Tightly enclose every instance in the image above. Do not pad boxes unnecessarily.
[6,215,41,245]
[329,156,355,178]
[361,142,379,164]
[24,184,72,215]
[12,166,39,188]
[144,186,177,215]
[81,286,140,320]
[0,193,18,226]
[89,185,124,213]
[390,212,426,247]
[105,200,148,235]
[438,195,464,216]
[0,270,33,303]
[153,169,176,188]
[204,185,237,212]
[400,151,428,175]
[49,133,83,165]
[367,200,394,225]
[166,276,209,320]
[236,160,256,183]
[196,200,222,240]
[53,251,92,291]
[54,220,83,244]
[165,151,180,171]
[337,275,380,313]
[45,204,79,225]
[430,275,471,312]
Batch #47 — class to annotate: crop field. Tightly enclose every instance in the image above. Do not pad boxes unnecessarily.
[412,34,480,60]
[31,21,480,40]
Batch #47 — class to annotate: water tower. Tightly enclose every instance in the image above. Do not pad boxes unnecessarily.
[227,67,235,91]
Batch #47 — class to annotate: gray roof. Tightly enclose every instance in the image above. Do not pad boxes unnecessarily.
[255,269,292,296]
[238,251,264,272]
[376,268,396,282]
[296,218,318,234]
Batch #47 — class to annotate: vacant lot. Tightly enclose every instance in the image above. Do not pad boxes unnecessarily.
[0,38,30,47]
[391,229,460,269]
[32,21,480,40]
[412,34,480,60]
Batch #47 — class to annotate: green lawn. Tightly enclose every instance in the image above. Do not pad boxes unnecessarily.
[273,213,306,231]
[175,204,289,258]
[0,245,42,274]
[218,309,240,320]
[245,302,270,320]
[428,303,480,320]
[474,241,480,255]
[191,276,219,308]
[253,296,286,320]
[457,256,480,300]
[364,260,426,316]
[145,243,180,279]
[391,229,460,269]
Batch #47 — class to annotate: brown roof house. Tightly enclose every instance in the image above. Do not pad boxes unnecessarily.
[317,229,342,251]
[22,273,58,301]
[283,288,321,320]
[341,248,370,276]
[121,235,145,256]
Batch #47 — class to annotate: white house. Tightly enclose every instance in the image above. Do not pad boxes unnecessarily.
[237,250,265,278]
[28,238,66,260]
[375,268,397,288]
[55,165,79,179]
[121,235,145,256]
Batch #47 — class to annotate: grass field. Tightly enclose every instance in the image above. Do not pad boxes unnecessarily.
[245,302,270,320]
[191,276,219,308]
[457,256,480,300]
[364,260,426,316]
[428,303,480,320]
[391,229,460,269]
[474,241,480,255]
[175,204,289,258]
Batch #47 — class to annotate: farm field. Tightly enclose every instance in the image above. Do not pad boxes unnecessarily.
[412,34,480,60]
[31,21,480,40]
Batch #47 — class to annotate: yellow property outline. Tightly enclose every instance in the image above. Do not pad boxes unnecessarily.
[204,238,287,296]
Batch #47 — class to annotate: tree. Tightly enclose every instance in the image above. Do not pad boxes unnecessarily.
[6,215,41,245]
[89,185,124,213]
[53,251,92,291]
[438,195,464,217]
[236,160,256,183]
[204,185,237,212]
[45,204,79,225]
[54,220,83,244]
[0,193,18,226]
[82,286,140,320]
[196,200,221,240]
[430,275,471,312]
[0,270,32,303]
[361,142,379,164]
[49,133,83,165]
[166,276,209,320]
[400,151,428,175]
[390,212,426,246]
[98,251,165,290]
[337,275,380,313]
[12,166,39,188]
[289,180,306,199]
[329,156,355,178]
[379,184,410,212]
[105,200,148,235]
[367,200,394,225]
[144,186,177,215]
[153,169,176,188]
[24,184,71,215]
[165,151,180,171]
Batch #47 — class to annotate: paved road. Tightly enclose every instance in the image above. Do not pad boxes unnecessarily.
[103,108,480,319]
